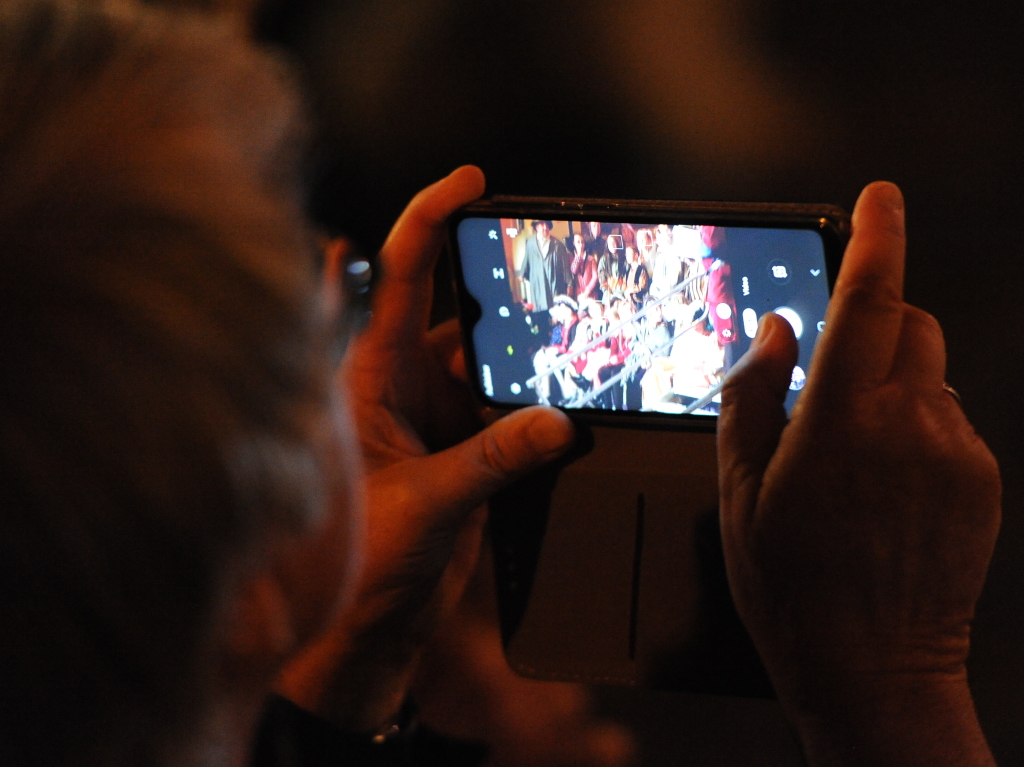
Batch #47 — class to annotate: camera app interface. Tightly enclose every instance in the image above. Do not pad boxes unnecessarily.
[456,217,830,416]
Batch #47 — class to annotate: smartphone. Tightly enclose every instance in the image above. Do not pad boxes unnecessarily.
[449,197,848,694]
[449,197,848,427]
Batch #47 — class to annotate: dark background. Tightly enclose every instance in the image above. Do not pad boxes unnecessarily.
[257,1,1024,763]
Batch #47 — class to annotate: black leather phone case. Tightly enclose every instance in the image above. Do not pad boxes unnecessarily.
[489,423,774,697]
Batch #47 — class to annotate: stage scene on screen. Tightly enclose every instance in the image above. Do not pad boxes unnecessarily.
[497,218,739,414]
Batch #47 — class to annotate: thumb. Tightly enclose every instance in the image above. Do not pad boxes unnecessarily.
[413,406,575,530]
[718,313,798,522]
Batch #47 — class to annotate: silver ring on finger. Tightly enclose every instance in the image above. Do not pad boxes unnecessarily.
[942,382,962,408]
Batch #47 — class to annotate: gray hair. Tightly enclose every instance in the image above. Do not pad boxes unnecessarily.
[0,2,332,764]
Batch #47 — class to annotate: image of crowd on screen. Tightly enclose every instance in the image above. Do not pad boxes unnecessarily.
[514,221,739,413]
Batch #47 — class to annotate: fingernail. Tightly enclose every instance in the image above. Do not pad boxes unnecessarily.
[875,181,904,214]
[859,181,904,229]
[525,408,575,455]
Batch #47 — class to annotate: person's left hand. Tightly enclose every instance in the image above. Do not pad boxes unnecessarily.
[276,166,576,732]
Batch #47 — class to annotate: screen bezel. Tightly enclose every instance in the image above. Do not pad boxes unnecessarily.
[447,197,848,431]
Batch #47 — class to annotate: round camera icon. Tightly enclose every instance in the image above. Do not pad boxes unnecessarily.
[774,306,804,339]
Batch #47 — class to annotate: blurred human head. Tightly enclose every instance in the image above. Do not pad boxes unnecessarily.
[588,221,602,239]
[673,224,708,259]
[573,231,585,253]
[608,296,624,321]
[532,220,552,239]
[549,296,576,324]
[0,2,359,765]
[698,224,724,251]
[693,307,715,336]
[655,224,673,248]
[616,297,633,322]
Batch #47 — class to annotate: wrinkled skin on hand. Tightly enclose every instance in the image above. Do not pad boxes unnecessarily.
[718,182,1000,766]
[277,167,576,732]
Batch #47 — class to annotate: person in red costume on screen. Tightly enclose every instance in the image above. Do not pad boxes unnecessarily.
[698,225,739,362]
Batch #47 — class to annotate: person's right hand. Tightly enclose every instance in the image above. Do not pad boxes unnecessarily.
[276,167,575,734]
[718,182,1001,766]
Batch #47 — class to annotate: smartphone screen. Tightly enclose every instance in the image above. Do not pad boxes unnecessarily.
[453,215,835,418]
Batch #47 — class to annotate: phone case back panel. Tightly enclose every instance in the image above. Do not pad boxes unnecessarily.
[490,426,772,696]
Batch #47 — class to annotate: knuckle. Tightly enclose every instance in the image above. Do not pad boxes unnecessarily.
[835,279,902,314]
[903,305,944,340]
[718,373,745,405]
[959,434,1002,502]
[478,428,516,479]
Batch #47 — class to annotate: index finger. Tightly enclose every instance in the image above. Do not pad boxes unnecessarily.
[809,181,907,391]
[369,166,486,344]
